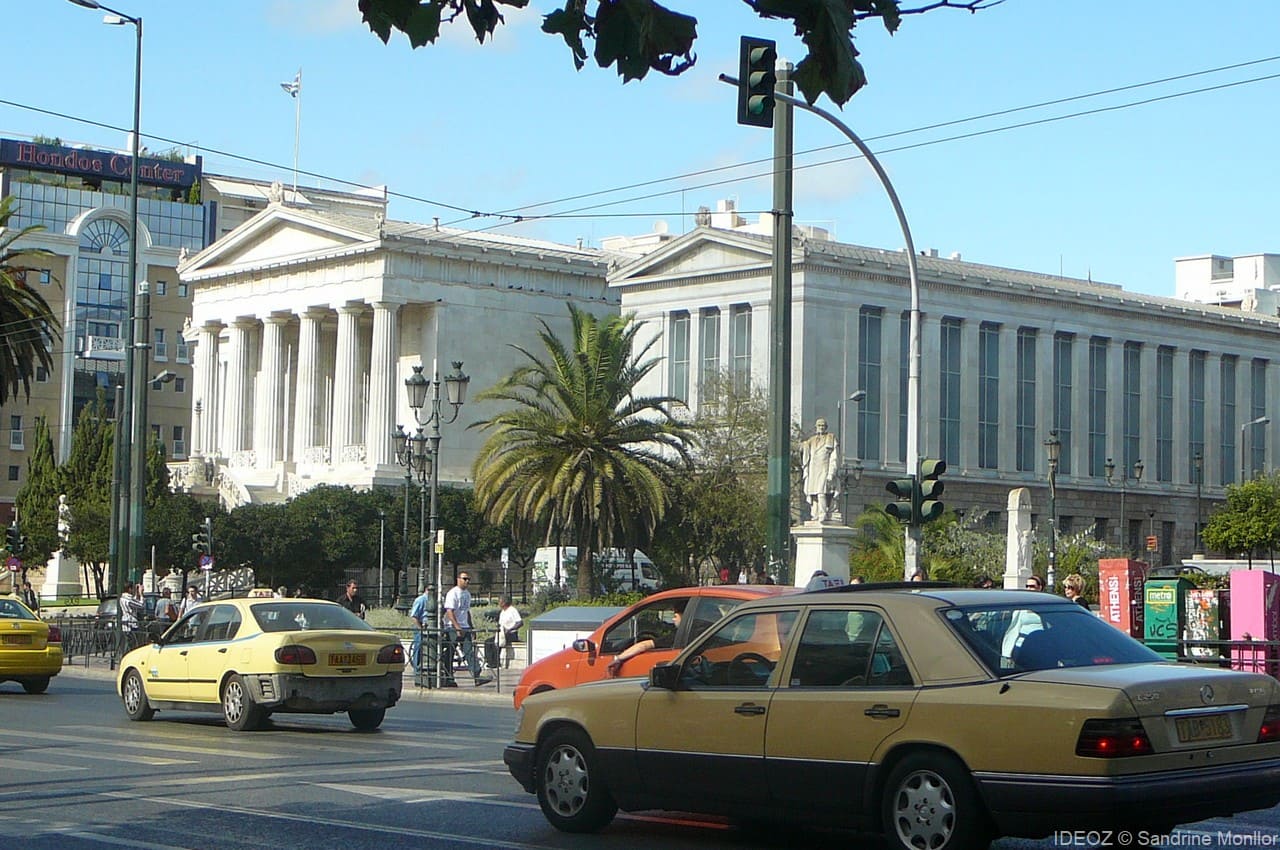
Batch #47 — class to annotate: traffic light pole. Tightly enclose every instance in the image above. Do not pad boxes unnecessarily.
[762,85,924,580]
[766,64,794,583]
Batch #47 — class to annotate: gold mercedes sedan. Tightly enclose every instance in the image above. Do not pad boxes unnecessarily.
[505,584,1280,849]
[117,598,404,731]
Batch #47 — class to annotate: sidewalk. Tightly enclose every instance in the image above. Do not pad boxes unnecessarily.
[57,648,526,708]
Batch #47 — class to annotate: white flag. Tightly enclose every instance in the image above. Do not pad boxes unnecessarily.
[280,70,301,97]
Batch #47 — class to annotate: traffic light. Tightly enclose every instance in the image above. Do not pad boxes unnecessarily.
[885,475,918,524]
[5,522,20,552]
[918,458,947,524]
[736,36,777,128]
[192,517,213,556]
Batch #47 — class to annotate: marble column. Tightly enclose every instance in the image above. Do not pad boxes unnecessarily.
[293,308,324,462]
[1139,343,1157,477]
[330,304,362,459]
[195,322,221,456]
[1171,348,1190,484]
[959,318,980,471]
[367,301,401,466]
[220,320,254,455]
[1070,333,1090,478]
[997,324,1018,470]
[253,315,288,467]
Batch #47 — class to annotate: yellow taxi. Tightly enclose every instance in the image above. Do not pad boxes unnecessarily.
[0,596,62,693]
[505,583,1280,849]
[116,597,404,731]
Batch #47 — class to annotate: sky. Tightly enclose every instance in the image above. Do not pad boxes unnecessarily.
[5,0,1280,297]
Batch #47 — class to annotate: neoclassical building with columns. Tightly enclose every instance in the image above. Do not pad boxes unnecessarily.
[175,203,618,506]
[610,221,1280,568]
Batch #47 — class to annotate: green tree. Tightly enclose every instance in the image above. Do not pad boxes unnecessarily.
[15,416,60,565]
[0,196,60,406]
[358,0,996,108]
[652,370,768,586]
[472,305,694,598]
[148,492,215,580]
[283,485,385,594]
[62,393,116,597]
[1202,474,1280,569]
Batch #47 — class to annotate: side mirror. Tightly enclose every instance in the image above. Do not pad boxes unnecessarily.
[650,661,679,690]
[572,638,596,655]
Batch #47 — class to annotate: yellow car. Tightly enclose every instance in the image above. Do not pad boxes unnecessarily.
[0,596,62,694]
[505,584,1280,849]
[116,597,404,731]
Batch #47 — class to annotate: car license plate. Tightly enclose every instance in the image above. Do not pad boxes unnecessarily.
[329,653,366,666]
[2,634,32,645]
[1175,713,1233,743]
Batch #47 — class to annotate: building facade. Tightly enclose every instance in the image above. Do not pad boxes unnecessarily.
[611,224,1280,567]
[174,203,618,506]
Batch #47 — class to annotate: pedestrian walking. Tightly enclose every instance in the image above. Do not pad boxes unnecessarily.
[496,596,523,669]
[409,587,436,674]
[336,580,367,619]
[443,573,491,686]
[178,586,201,616]
[19,581,39,613]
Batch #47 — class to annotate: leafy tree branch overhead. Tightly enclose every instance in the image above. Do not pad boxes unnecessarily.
[357,0,1000,107]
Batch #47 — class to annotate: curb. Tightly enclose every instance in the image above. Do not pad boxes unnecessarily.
[57,659,520,708]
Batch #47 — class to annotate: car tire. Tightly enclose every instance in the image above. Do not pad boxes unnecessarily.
[535,728,617,833]
[348,707,385,731]
[222,674,265,732]
[21,676,51,695]
[122,669,155,721]
[881,752,989,850]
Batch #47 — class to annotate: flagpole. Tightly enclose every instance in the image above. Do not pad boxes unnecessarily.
[292,68,301,198]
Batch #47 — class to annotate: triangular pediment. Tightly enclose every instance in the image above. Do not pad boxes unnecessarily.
[610,227,772,285]
[181,205,377,279]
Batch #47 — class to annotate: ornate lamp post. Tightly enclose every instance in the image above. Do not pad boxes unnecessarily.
[1105,456,1144,556]
[1193,450,1203,554]
[1044,430,1060,592]
[394,362,469,688]
[839,458,864,524]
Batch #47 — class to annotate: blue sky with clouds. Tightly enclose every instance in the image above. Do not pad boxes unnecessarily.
[5,1,1279,296]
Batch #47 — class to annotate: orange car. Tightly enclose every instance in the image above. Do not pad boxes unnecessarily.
[513,585,797,708]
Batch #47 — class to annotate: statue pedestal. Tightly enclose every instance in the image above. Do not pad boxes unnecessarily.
[41,550,83,600]
[791,522,858,588]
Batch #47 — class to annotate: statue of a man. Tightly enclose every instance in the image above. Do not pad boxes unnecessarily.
[800,418,840,522]
[56,494,72,549]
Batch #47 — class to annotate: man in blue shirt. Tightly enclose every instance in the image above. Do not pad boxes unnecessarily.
[408,587,435,676]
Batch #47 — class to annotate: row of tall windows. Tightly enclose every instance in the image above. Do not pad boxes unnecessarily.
[667,305,750,405]
[672,303,1261,487]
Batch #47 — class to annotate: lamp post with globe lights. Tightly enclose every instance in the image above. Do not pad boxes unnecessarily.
[1044,431,1060,592]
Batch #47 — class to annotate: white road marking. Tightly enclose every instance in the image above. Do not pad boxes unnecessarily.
[0,729,278,760]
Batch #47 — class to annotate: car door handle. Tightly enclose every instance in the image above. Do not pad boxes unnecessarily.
[734,703,766,716]
[180,650,188,656]
[218,648,228,653]
[865,705,900,718]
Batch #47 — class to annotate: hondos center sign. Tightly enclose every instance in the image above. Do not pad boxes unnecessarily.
[1,139,201,190]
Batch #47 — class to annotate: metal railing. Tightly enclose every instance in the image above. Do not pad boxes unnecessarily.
[1177,638,1280,676]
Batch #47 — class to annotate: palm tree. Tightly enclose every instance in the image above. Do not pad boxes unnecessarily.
[472,305,695,599]
[0,196,59,406]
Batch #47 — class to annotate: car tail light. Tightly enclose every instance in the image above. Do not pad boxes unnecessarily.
[1076,718,1153,758]
[275,645,317,665]
[1257,705,1280,743]
[46,625,62,643]
[377,643,405,664]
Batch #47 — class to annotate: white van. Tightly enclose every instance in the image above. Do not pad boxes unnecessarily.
[532,547,661,594]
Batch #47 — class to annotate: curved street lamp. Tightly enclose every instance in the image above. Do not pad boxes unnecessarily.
[1105,456,1144,556]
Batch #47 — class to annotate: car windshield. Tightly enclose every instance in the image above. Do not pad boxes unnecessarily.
[943,603,1162,676]
[251,602,373,633]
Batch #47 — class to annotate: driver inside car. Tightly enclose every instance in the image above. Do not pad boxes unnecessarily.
[607,600,686,677]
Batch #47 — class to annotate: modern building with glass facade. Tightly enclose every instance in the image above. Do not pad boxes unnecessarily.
[611,215,1280,567]
[0,137,206,521]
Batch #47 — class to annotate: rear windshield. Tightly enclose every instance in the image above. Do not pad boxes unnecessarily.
[0,598,36,620]
[943,603,1162,676]
[251,602,373,633]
